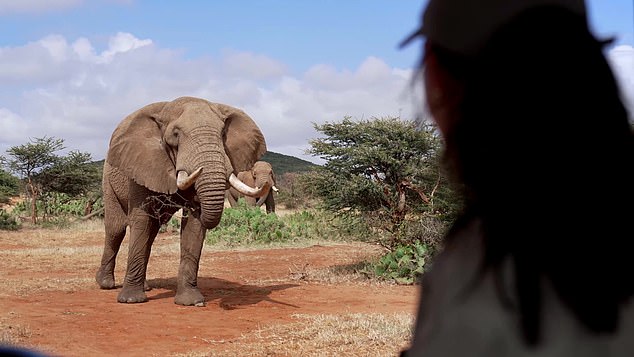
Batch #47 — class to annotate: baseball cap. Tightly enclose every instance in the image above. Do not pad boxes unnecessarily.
[400,0,588,56]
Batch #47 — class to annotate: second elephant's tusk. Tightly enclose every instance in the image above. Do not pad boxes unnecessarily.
[177,167,203,190]
[272,185,279,193]
[229,173,271,197]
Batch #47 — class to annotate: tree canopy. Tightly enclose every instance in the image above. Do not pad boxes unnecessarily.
[305,116,460,250]
[1,136,100,223]
[308,117,454,213]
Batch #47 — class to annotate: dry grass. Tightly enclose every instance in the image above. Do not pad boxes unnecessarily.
[174,312,413,357]
[0,220,106,296]
[284,261,382,285]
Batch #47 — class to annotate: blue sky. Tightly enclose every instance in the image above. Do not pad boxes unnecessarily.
[0,0,632,163]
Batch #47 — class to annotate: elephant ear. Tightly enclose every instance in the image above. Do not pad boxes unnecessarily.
[106,101,178,194]
[216,103,267,173]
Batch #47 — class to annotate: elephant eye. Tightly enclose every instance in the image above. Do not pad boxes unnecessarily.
[165,127,181,146]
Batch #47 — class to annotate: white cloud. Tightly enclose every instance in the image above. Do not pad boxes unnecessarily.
[0,0,82,14]
[100,32,153,63]
[0,109,29,149]
[0,32,420,164]
[2,32,631,166]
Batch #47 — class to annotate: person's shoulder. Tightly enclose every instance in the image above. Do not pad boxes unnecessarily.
[421,216,484,291]
[0,346,51,357]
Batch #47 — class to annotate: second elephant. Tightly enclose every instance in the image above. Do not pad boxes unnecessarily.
[227,161,277,213]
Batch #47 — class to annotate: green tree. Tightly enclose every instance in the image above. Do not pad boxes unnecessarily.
[36,150,101,196]
[1,136,100,223]
[2,136,64,223]
[0,169,20,204]
[306,116,459,249]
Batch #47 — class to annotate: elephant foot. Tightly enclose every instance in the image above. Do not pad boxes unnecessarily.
[95,268,116,290]
[144,280,152,291]
[117,285,148,303]
[174,287,205,307]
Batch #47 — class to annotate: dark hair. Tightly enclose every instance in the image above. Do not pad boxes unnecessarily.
[431,6,634,346]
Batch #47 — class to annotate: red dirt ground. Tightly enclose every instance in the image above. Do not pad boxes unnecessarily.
[0,226,419,357]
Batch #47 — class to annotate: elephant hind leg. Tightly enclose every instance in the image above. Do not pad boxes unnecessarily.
[96,187,128,290]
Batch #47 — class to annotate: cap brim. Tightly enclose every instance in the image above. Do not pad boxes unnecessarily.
[398,27,424,49]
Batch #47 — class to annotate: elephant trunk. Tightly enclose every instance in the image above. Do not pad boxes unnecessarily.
[194,160,228,230]
[256,187,271,207]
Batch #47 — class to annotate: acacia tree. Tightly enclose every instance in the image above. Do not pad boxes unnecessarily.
[1,137,64,223]
[306,116,458,249]
[1,137,100,223]
[36,150,101,196]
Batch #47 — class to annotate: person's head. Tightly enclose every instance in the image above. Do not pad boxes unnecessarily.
[403,0,633,346]
[404,0,631,194]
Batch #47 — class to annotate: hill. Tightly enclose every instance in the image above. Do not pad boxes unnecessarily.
[260,151,318,176]
[91,151,317,177]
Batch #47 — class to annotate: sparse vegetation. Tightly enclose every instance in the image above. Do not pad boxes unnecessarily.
[1,136,101,225]
[197,313,413,357]
[305,116,461,283]
[0,169,19,204]
[0,209,19,231]
[206,200,367,247]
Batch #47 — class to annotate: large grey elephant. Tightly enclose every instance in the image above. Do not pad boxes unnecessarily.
[226,161,277,214]
[95,96,271,306]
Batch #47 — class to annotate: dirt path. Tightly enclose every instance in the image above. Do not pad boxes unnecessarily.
[0,224,419,357]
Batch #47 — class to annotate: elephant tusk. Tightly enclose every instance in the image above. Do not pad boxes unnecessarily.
[272,185,279,193]
[229,173,271,197]
[177,167,203,191]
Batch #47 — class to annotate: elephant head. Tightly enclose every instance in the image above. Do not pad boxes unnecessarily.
[227,160,278,213]
[106,96,268,229]
[249,161,278,207]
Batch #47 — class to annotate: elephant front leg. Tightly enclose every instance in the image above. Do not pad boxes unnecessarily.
[175,210,206,306]
[117,207,159,303]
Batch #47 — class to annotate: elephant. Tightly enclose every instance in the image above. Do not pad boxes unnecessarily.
[226,161,278,214]
[95,96,271,306]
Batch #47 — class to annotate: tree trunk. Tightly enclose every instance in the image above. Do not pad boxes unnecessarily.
[84,198,95,216]
[28,179,37,224]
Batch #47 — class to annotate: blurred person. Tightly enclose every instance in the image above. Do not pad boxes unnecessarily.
[399,0,634,355]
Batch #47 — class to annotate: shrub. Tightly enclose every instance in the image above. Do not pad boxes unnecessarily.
[0,209,19,230]
[374,241,428,285]
[206,202,366,246]
[206,201,289,246]
[11,193,103,222]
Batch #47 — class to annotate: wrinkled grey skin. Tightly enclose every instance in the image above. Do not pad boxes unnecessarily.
[95,97,266,306]
[226,161,276,214]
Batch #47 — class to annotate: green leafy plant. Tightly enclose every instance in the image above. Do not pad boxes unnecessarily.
[374,241,429,285]
[206,200,289,246]
[206,202,366,247]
